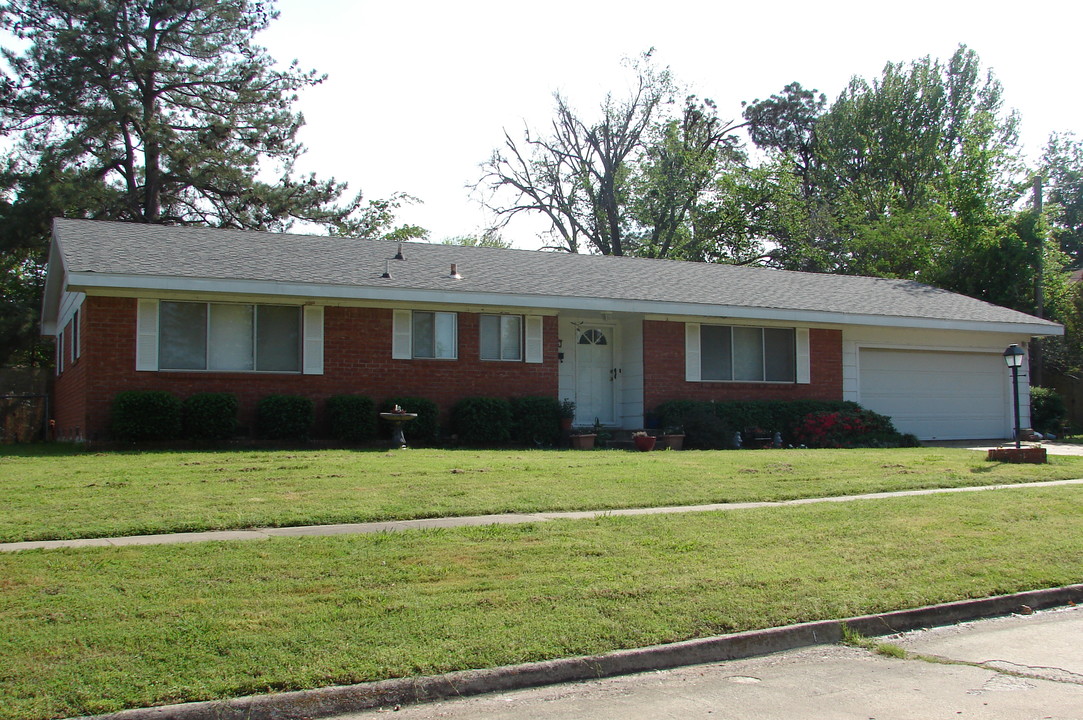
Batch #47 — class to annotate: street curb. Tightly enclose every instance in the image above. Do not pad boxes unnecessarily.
[78,583,1083,720]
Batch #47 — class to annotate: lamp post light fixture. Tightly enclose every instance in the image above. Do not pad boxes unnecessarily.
[1003,344,1025,449]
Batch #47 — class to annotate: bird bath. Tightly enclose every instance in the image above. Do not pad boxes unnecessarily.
[379,410,418,448]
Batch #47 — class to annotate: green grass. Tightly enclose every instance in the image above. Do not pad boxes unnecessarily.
[2,445,1082,542]
[1,486,1081,720]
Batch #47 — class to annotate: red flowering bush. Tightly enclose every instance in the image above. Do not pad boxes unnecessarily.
[792,408,907,448]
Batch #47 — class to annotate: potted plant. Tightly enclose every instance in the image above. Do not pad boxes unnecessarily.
[660,426,685,451]
[559,399,576,431]
[633,430,656,452]
[569,427,596,450]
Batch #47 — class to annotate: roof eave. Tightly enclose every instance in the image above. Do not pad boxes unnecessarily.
[65,272,1064,337]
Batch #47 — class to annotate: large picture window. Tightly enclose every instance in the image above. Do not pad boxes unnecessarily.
[412,311,457,359]
[480,314,522,361]
[159,301,301,372]
[701,325,795,382]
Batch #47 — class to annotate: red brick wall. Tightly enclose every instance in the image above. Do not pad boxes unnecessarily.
[642,320,843,411]
[73,297,559,440]
[53,311,88,440]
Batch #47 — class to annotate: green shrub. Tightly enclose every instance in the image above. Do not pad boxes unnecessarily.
[379,397,439,444]
[1030,386,1067,434]
[326,395,377,442]
[655,399,862,447]
[683,404,733,449]
[181,393,238,441]
[111,391,181,441]
[510,396,562,446]
[257,395,314,441]
[452,397,513,445]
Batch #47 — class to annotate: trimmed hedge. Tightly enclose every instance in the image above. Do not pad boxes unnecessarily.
[326,394,377,443]
[111,391,182,441]
[510,396,562,447]
[655,399,863,449]
[452,397,513,445]
[181,392,238,441]
[379,397,439,444]
[1030,386,1067,434]
[257,395,315,441]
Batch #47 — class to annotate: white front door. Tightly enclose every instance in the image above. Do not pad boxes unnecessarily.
[574,325,616,426]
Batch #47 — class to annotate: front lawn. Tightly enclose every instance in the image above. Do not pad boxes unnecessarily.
[2,486,1081,720]
[2,445,1082,542]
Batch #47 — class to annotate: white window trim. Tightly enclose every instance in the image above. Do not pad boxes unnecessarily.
[303,306,324,375]
[686,323,809,384]
[524,315,543,364]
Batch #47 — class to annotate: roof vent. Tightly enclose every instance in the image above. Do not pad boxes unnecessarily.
[380,259,392,279]
[449,263,462,280]
[394,243,405,261]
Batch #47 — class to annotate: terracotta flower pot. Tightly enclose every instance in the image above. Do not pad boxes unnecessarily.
[570,434,596,450]
[634,435,656,452]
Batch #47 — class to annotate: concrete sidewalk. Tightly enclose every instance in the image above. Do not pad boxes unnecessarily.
[6,477,1083,553]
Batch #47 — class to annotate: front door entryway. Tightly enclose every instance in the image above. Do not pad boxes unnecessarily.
[574,325,616,426]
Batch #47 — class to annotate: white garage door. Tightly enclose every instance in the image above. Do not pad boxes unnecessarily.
[858,349,1010,441]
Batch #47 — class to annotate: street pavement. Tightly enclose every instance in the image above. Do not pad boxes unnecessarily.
[334,606,1083,720]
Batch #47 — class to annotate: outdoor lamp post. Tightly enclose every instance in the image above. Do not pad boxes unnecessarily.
[1003,344,1025,449]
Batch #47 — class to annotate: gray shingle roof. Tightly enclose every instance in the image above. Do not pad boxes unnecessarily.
[52,218,1059,331]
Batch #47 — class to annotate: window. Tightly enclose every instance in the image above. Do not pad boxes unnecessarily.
[480,315,522,360]
[412,311,457,359]
[700,325,795,382]
[158,301,301,372]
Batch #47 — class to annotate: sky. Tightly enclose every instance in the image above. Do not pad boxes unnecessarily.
[257,0,1079,248]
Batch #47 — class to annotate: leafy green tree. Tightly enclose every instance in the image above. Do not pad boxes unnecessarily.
[0,161,116,366]
[628,96,744,258]
[0,0,424,367]
[1043,132,1083,265]
[743,45,1024,288]
[0,0,416,237]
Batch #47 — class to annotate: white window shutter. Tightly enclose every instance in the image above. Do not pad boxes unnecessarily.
[685,323,701,382]
[303,306,324,375]
[795,328,811,384]
[525,315,543,364]
[392,309,412,359]
[136,299,159,371]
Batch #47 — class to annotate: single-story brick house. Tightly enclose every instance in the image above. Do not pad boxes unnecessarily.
[42,218,1062,441]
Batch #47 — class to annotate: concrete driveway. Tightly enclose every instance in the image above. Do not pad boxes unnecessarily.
[926,439,1083,456]
[338,606,1083,720]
